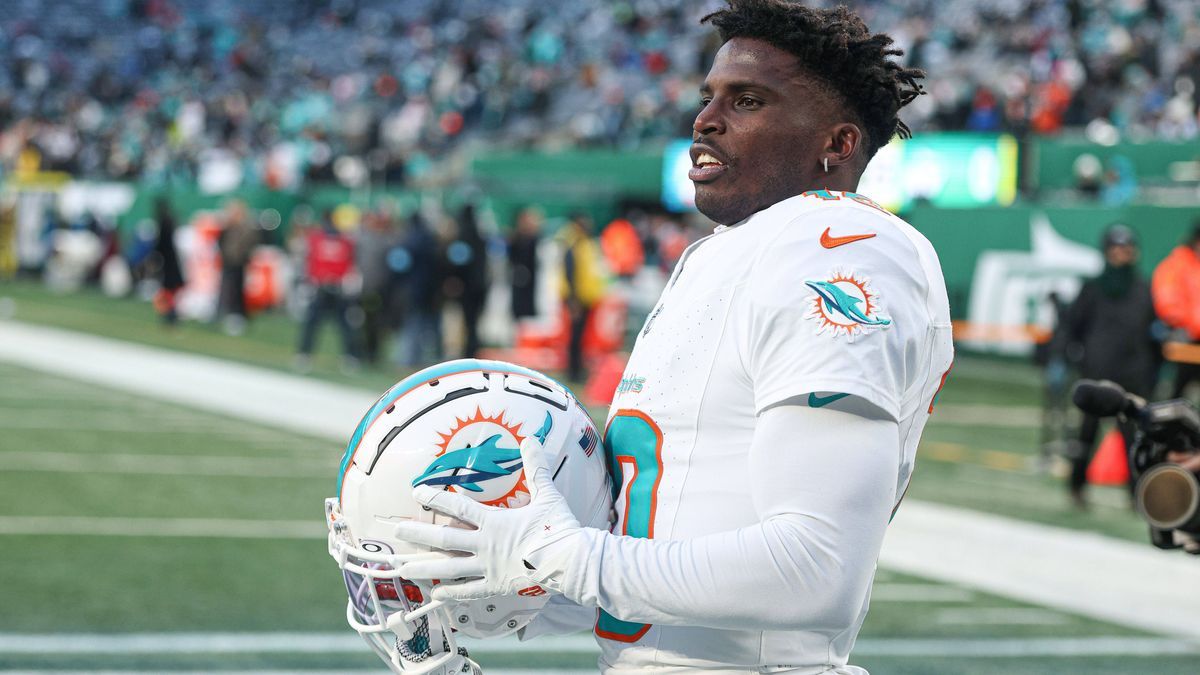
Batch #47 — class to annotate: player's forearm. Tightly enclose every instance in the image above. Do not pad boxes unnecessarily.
[537,405,899,631]
[546,515,880,631]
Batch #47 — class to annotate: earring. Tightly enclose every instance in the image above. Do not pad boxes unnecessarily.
[823,157,829,173]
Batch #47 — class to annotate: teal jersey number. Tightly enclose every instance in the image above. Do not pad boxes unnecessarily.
[595,409,663,643]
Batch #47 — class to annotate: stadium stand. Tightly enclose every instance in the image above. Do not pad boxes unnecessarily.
[2,0,1198,188]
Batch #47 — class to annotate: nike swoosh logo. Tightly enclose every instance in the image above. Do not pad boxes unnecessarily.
[820,228,876,249]
[808,392,850,408]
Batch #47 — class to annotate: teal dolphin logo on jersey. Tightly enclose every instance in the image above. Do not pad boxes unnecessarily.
[412,434,522,492]
[805,280,891,327]
[804,271,892,339]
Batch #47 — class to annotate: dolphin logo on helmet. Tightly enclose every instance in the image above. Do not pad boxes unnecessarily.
[411,435,523,492]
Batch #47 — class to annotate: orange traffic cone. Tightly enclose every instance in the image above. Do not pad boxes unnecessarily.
[1086,428,1130,486]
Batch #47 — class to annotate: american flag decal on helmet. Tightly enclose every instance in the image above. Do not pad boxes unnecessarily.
[579,426,598,457]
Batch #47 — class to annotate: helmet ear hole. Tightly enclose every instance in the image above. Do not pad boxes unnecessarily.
[329,359,613,668]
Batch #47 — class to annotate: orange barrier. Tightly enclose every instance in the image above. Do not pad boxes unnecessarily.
[951,320,1052,345]
[1163,341,1200,365]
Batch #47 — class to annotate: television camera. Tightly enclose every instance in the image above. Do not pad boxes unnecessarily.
[1072,379,1200,554]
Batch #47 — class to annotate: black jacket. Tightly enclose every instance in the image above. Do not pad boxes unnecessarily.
[1066,270,1157,396]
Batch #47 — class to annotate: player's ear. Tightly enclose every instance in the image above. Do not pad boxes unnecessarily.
[823,122,863,171]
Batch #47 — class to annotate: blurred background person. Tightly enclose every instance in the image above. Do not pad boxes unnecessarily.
[0,198,16,280]
[356,208,400,366]
[507,205,543,322]
[392,212,443,368]
[599,212,645,280]
[558,212,605,382]
[150,198,184,327]
[295,211,359,374]
[1064,224,1158,508]
[1152,222,1200,399]
[442,203,489,358]
[216,199,258,336]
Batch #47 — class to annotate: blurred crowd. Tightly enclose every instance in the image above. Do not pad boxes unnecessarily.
[2,0,1199,189]
[122,196,701,382]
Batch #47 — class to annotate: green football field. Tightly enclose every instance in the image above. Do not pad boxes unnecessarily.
[1,282,1197,673]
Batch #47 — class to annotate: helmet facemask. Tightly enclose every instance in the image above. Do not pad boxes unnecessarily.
[328,497,478,674]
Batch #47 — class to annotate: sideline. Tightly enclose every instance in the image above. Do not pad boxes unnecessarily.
[2,632,1198,657]
[3,321,1200,639]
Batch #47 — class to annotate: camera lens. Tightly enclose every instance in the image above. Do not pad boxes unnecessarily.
[1136,464,1200,532]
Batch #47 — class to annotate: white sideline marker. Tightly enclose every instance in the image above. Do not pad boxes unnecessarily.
[0,451,335,478]
[0,516,325,539]
[2,633,1200,658]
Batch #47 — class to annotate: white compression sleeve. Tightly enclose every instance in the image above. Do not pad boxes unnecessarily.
[545,403,899,631]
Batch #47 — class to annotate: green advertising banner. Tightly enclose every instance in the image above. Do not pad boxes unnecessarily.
[859,133,1019,212]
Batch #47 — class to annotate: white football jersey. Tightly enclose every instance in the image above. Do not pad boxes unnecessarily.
[597,190,954,672]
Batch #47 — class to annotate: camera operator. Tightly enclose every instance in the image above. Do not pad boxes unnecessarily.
[1166,450,1200,473]
[1064,224,1158,508]
[1074,379,1200,553]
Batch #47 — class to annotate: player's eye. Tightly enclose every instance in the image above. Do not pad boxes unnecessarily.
[736,96,761,109]
[699,96,712,107]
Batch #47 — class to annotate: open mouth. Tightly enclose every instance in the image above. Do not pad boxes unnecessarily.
[689,151,727,183]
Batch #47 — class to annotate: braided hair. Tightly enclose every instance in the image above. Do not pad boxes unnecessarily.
[702,0,924,158]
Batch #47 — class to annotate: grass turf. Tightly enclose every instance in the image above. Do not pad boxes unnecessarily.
[1,280,1189,673]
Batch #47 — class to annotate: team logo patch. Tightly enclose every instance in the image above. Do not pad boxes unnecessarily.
[411,407,531,508]
[805,270,891,339]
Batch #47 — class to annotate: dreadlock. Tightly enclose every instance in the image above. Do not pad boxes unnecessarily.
[702,0,924,159]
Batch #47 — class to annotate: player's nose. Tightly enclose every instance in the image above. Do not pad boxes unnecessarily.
[693,100,725,137]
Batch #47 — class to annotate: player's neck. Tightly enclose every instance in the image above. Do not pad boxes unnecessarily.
[814,172,859,193]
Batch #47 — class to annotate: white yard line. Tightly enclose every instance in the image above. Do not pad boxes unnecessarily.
[5,670,582,675]
[0,451,334,478]
[933,607,1070,625]
[0,632,594,655]
[850,636,1200,657]
[868,583,974,603]
[0,516,324,539]
[925,404,1042,428]
[3,321,1200,640]
[1,633,1198,658]
[0,321,377,441]
[882,500,1200,639]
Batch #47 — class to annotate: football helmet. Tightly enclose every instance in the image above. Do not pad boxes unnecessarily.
[326,359,611,674]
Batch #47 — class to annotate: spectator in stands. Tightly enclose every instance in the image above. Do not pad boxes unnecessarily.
[443,204,489,359]
[507,205,543,321]
[216,199,258,336]
[9,0,1200,194]
[1065,224,1158,508]
[558,212,605,382]
[1152,222,1200,398]
[295,210,359,373]
[151,198,184,327]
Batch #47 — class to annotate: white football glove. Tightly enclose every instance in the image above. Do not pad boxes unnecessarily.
[393,437,583,602]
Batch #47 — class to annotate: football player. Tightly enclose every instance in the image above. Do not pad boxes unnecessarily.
[391,1,954,673]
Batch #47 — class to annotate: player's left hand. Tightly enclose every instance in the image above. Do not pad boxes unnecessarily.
[393,437,582,602]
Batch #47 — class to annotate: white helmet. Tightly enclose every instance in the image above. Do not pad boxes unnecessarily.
[326,359,612,674]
